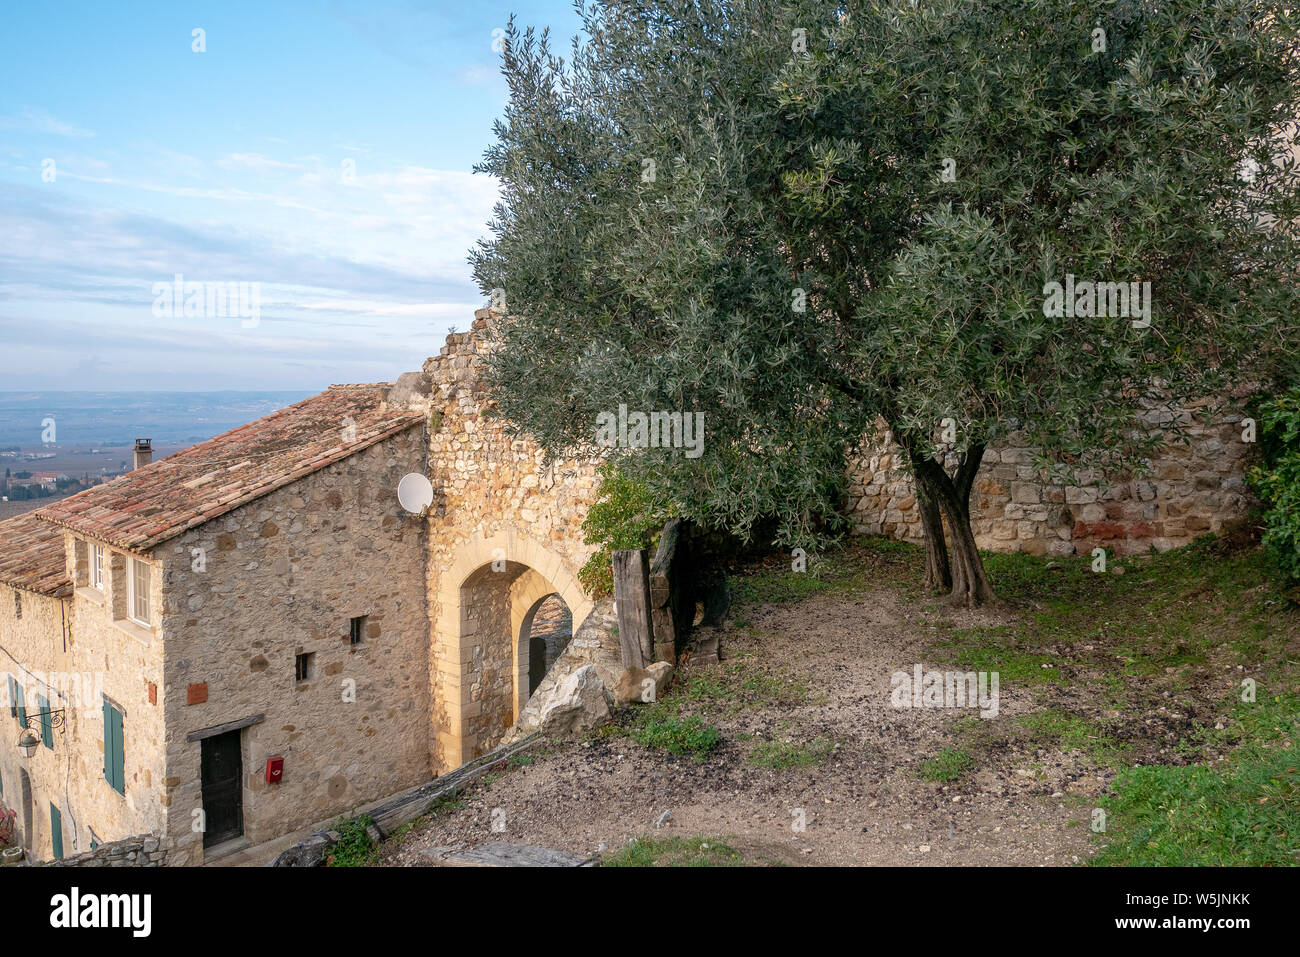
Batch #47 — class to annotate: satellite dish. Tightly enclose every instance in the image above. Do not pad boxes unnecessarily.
[396,473,434,514]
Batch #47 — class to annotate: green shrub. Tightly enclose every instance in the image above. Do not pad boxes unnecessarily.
[325,814,378,867]
[629,712,721,760]
[578,461,670,597]
[1248,389,1300,585]
[920,748,975,782]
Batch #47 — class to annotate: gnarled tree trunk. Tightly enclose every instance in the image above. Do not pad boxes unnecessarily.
[901,433,999,608]
[910,456,952,594]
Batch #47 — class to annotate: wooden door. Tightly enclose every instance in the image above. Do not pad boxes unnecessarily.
[200,730,243,847]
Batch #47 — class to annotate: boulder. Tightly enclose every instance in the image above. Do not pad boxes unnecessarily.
[535,666,613,736]
[614,661,675,704]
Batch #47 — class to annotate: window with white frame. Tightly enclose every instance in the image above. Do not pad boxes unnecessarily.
[127,558,150,627]
[91,544,104,590]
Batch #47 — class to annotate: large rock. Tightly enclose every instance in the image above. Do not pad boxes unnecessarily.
[613,661,674,704]
[535,666,613,736]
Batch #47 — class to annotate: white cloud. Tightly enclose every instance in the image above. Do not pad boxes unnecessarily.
[0,108,94,138]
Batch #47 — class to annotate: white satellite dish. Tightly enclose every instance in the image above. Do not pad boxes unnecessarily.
[396,473,434,514]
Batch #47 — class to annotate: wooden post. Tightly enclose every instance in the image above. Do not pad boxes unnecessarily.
[612,548,653,669]
[649,519,683,663]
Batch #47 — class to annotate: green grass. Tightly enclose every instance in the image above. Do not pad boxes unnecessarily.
[600,836,746,867]
[920,747,976,782]
[1091,696,1299,866]
[325,814,378,867]
[730,537,922,609]
[928,534,1294,702]
[1017,709,1131,766]
[748,737,837,769]
[628,712,721,760]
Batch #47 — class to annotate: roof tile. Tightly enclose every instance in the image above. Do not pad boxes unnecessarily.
[36,384,423,552]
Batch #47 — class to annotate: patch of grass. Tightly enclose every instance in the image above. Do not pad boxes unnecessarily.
[1017,709,1131,766]
[600,836,746,867]
[729,565,841,606]
[506,752,538,769]
[1091,695,1299,866]
[628,712,721,760]
[748,737,837,769]
[730,537,923,608]
[920,747,975,782]
[325,814,377,867]
[640,660,808,721]
[934,625,1064,684]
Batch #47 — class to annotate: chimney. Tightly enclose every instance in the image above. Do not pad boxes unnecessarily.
[133,438,153,470]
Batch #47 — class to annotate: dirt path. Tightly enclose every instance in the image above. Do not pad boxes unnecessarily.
[383,586,1121,866]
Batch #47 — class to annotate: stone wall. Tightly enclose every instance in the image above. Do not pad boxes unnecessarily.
[847,405,1254,557]
[0,584,86,863]
[2,554,166,863]
[58,542,170,859]
[418,312,602,772]
[158,424,431,864]
[39,833,171,867]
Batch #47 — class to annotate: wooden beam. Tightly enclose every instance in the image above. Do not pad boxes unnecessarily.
[612,547,653,669]
[186,713,265,742]
[649,519,683,663]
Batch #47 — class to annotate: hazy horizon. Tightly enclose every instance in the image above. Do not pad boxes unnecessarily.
[0,1,583,391]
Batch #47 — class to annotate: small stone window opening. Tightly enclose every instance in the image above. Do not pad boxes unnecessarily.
[349,615,366,646]
[295,652,315,683]
[13,590,20,620]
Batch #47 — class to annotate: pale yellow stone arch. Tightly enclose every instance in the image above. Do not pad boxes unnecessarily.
[432,529,591,769]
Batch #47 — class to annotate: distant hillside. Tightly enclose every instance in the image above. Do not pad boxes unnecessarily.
[0,391,315,446]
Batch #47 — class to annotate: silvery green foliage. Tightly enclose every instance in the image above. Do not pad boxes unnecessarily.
[472,0,1299,553]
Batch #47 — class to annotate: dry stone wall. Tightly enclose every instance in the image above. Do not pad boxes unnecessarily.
[847,405,1254,557]
[39,833,171,867]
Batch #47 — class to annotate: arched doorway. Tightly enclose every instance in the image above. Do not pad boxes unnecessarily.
[18,769,32,852]
[432,531,593,770]
[520,593,574,698]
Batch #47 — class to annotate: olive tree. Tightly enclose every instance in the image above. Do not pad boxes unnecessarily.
[471,0,1299,605]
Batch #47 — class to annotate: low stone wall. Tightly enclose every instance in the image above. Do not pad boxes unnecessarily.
[39,834,170,867]
[847,405,1254,557]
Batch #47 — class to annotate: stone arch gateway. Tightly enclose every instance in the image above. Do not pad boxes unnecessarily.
[430,531,593,769]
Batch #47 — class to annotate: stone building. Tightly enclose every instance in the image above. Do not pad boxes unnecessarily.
[0,309,1253,865]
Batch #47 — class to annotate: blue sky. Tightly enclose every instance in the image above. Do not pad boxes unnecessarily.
[0,0,582,390]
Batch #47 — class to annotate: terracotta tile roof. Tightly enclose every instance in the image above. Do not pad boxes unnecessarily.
[0,511,71,598]
[35,384,424,553]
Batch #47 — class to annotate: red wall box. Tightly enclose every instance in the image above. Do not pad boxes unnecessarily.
[265,756,284,783]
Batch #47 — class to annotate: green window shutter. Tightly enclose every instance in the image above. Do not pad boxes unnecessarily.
[6,676,15,718]
[110,705,124,794]
[103,698,125,794]
[102,698,111,786]
[50,804,63,859]
[15,684,25,728]
[37,694,52,750]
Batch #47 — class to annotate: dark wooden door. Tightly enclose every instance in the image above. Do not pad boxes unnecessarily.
[529,634,548,695]
[200,731,243,848]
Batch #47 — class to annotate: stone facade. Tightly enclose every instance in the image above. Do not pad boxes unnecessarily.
[0,557,166,863]
[158,426,429,864]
